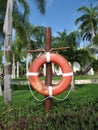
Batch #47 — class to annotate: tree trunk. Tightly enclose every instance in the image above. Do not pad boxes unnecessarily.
[71,74,75,91]
[26,53,33,77]
[3,0,13,105]
[17,61,19,78]
[26,56,28,76]
[4,70,12,104]
[0,79,3,96]
[0,84,3,96]
[0,67,3,96]
[12,54,15,78]
[4,36,12,105]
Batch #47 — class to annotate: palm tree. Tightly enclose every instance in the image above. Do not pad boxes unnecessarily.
[52,29,68,49]
[0,0,46,41]
[75,3,98,43]
[2,0,46,105]
[30,25,45,49]
[3,0,30,105]
[0,0,30,41]
[12,25,46,78]
[12,36,23,78]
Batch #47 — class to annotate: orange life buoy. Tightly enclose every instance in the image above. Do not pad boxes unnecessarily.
[27,53,73,96]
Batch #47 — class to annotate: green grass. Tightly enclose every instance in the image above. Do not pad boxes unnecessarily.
[12,74,98,81]
[0,84,98,108]
[0,84,98,129]
[75,74,98,80]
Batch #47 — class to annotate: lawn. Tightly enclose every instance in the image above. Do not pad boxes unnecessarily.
[12,74,98,81]
[74,74,98,80]
[0,84,98,129]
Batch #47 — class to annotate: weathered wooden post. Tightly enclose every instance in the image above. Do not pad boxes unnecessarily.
[44,27,52,110]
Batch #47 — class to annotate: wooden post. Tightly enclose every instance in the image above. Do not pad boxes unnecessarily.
[44,27,52,110]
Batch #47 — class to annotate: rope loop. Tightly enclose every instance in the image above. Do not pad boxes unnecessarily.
[27,79,73,102]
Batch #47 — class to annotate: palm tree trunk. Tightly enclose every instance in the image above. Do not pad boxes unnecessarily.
[26,55,28,76]
[17,61,19,78]
[3,0,13,105]
[0,66,3,96]
[71,74,75,91]
[26,53,33,76]
[12,54,15,78]
[4,36,12,105]
[0,83,3,96]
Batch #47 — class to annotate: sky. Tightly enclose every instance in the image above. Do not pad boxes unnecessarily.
[28,0,97,36]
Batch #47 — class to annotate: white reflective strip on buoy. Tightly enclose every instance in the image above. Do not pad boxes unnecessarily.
[27,72,39,76]
[62,72,73,76]
[48,86,52,97]
[46,52,50,62]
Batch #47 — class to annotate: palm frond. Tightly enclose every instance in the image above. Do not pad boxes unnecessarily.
[75,14,90,25]
[34,0,46,14]
[77,6,90,14]
[18,0,30,16]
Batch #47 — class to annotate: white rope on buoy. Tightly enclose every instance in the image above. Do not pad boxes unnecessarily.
[27,79,73,102]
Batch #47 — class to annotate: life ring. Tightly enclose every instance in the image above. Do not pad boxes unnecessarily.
[27,53,73,96]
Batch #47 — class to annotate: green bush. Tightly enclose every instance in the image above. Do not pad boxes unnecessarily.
[91,59,98,73]
[1,84,30,91]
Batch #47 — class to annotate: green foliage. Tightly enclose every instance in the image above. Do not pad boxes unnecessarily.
[34,0,46,14]
[52,29,92,67]
[0,50,3,64]
[1,84,30,91]
[52,30,78,49]
[60,48,91,67]
[52,29,67,48]
[91,59,98,72]
[66,31,79,48]
[93,34,98,45]
[75,4,98,41]
[0,84,98,129]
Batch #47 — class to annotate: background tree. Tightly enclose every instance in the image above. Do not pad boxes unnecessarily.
[30,25,45,49]
[91,58,98,74]
[52,30,91,70]
[52,29,67,48]
[75,3,98,44]
[93,34,98,46]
